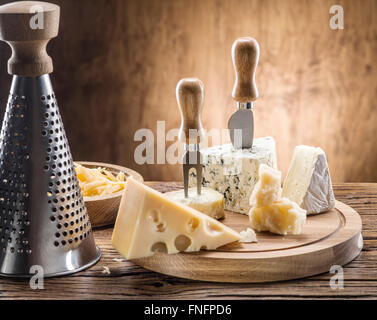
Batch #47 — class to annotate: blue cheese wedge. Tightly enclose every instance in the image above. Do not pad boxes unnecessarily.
[282,145,335,215]
[189,137,277,215]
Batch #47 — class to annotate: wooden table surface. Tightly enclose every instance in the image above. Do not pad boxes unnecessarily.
[0,182,376,300]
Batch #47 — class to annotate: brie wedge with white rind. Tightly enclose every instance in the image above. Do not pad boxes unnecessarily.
[282,145,335,215]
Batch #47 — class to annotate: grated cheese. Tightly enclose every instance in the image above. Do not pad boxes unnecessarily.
[75,163,127,197]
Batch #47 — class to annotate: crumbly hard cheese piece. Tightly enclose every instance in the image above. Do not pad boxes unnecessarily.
[249,164,281,208]
[111,178,240,260]
[189,137,277,215]
[282,145,335,215]
[250,198,307,235]
[164,187,225,220]
[239,228,258,243]
[249,165,306,235]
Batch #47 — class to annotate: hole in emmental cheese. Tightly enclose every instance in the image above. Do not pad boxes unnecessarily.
[174,235,192,251]
[155,222,166,233]
[204,220,223,235]
[187,218,199,232]
[148,209,161,224]
[151,242,168,253]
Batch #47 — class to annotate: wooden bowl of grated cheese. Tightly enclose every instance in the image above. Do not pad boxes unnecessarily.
[74,161,143,228]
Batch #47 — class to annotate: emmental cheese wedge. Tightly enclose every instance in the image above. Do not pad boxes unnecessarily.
[282,145,335,215]
[111,178,240,260]
[249,165,306,235]
[164,187,225,220]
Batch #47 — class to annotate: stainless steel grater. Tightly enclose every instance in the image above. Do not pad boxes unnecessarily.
[0,1,100,277]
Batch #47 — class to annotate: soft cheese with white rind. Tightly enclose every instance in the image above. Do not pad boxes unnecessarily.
[282,145,335,215]
[164,187,225,220]
[112,178,240,260]
[189,136,277,215]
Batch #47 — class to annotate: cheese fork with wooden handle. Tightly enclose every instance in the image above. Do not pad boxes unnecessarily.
[176,78,205,198]
[228,37,260,149]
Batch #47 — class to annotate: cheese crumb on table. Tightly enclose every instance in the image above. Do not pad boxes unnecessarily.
[102,266,111,275]
[239,228,258,243]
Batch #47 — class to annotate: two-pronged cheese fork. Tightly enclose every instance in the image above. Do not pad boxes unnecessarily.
[176,78,205,198]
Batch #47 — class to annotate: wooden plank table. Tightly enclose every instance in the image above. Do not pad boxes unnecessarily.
[0,182,376,300]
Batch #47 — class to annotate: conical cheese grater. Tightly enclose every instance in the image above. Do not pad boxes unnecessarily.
[0,1,100,277]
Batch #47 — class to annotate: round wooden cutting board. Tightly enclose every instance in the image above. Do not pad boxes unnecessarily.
[133,200,363,283]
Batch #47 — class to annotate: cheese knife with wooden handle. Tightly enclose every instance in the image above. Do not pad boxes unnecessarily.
[228,37,260,149]
[176,78,205,198]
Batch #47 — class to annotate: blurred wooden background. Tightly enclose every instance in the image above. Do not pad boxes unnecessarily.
[0,0,376,182]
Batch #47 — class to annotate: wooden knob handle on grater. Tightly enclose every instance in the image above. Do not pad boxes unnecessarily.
[232,37,260,103]
[176,78,205,144]
[0,1,60,77]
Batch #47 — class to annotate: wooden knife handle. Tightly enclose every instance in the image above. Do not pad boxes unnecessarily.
[0,1,60,77]
[176,78,205,144]
[232,37,260,103]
